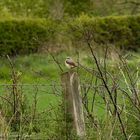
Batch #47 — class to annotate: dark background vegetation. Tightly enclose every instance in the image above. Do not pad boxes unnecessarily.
[0,0,140,55]
[1,0,140,18]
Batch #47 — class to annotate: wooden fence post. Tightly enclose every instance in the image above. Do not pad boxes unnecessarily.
[61,71,85,139]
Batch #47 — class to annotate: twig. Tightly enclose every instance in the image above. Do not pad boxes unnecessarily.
[87,42,128,140]
[47,49,63,72]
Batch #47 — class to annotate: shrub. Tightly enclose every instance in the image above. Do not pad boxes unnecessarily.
[66,14,140,51]
[1,15,140,55]
[128,16,140,48]
[0,18,56,55]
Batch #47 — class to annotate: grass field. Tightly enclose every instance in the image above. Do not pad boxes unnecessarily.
[0,50,139,110]
[0,49,140,139]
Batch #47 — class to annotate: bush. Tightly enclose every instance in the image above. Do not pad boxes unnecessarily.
[0,15,140,55]
[66,14,140,50]
[128,16,140,48]
[0,18,56,55]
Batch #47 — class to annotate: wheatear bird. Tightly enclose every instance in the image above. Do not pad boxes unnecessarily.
[65,57,77,69]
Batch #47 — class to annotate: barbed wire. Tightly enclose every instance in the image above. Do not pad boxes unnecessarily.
[0,83,140,92]
[0,83,62,86]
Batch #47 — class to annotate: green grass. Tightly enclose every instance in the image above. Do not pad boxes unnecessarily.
[0,50,140,139]
[0,50,140,111]
[0,51,86,111]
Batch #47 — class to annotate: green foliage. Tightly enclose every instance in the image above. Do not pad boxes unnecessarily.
[0,15,140,55]
[128,16,140,47]
[126,104,140,140]
[0,18,56,55]
[66,14,140,50]
[63,0,90,16]
[1,0,140,18]
[0,0,50,18]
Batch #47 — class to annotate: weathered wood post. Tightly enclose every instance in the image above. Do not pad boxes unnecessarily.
[61,71,85,139]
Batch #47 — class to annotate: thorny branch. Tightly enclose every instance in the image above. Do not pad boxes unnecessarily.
[47,49,64,72]
[86,41,128,140]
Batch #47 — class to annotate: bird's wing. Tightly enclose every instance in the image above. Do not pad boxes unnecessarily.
[66,59,76,66]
